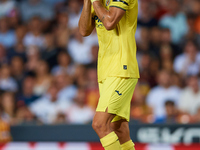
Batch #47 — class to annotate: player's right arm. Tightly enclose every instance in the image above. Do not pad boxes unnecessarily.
[79,0,95,37]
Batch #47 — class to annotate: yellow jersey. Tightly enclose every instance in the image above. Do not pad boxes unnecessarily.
[92,0,140,82]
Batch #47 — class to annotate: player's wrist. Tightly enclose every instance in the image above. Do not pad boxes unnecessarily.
[91,0,99,4]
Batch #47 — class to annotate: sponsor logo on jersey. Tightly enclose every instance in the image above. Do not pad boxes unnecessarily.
[93,15,104,28]
[106,0,110,6]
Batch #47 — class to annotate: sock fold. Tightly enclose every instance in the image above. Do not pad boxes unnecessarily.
[100,131,118,147]
[121,140,135,150]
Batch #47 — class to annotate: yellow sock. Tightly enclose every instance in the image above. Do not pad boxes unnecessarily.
[121,140,135,150]
[100,131,121,150]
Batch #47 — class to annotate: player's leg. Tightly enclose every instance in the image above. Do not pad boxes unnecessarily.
[94,77,138,150]
[111,120,135,150]
[92,111,121,150]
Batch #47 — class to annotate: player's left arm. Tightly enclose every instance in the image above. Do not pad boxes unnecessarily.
[91,0,126,30]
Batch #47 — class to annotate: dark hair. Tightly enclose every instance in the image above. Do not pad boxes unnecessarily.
[165,100,175,106]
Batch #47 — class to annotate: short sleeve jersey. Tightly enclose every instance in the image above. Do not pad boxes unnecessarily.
[92,0,140,82]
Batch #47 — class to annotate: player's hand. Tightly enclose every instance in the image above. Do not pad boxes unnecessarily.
[91,0,99,4]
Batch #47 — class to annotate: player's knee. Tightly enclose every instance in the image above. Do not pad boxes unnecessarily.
[92,120,108,133]
[92,120,103,132]
[92,120,98,131]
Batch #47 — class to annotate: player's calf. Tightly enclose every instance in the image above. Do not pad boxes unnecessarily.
[111,120,135,150]
[111,120,131,144]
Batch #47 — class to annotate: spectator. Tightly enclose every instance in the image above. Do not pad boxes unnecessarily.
[17,76,39,106]
[160,45,174,72]
[15,25,27,43]
[51,51,74,76]
[29,83,71,124]
[0,117,11,143]
[54,11,70,48]
[171,72,183,88]
[0,65,17,92]
[84,30,99,47]
[10,56,25,91]
[0,92,16,124]
[131,84,152,123]
[7,25,27,60]
[7,8,20,30]
[68,29,93,64]
[56,10,69,29]
[15,106,40,125]
[66,87,94,124]
[55,72,77,102]
[25,45,40,72]
[173,40,200,77]
[160,43,173,62]
[193,107,200,123]
[42,0,65,7]
[0,0,15,18]
[149,27,162,56]
[139,53,158,87]
[154,0,168,20]
[193,0,200,34]
[178,75,200,115]
[23,16,44,48]
[139,52,151,73]
[138,52,152,84]
[19,0,54,22]
[33,60,52,96]
[0,17,16,48]
[160,28,180,56]
[53,112,66,125]
[159,0,188,44]
[68,0,82,30]
[41,32,59,69]
[85,67,99,110]
[0,44,8,64]
[146,69,180,120]
[8,42,26,61]
[137,0,158,28]
[136,27,150,52]
[154,100,179,124]
[183,13,200,45]
[73,65,87,87]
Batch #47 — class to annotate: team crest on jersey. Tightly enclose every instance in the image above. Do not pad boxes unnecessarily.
[106,0,110,6]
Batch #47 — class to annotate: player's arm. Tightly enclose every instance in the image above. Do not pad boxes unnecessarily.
[92,0,126,30]
[79,0,95,37]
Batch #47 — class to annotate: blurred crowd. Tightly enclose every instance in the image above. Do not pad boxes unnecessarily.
[0,0,200,129]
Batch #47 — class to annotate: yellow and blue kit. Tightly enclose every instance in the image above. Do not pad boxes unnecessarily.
[92,0,139,122]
